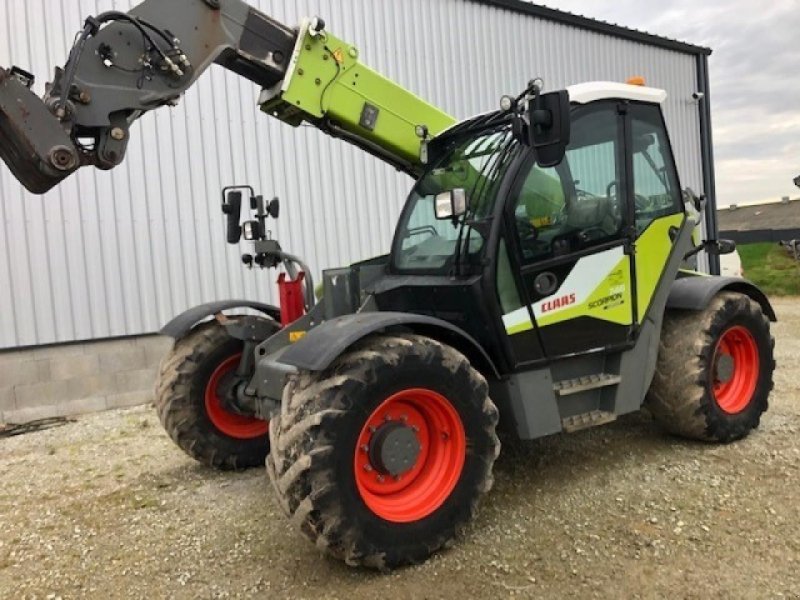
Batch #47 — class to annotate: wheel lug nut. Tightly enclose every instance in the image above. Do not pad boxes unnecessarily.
[360,444,369,453]
[368,425,377,433]
[364,464,373,472]
[377,474,385,483]
[441,431,450,441]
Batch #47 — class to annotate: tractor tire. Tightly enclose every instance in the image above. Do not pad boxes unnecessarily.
[155,319,275,470]
[267,333,500,569]
[647,292,775,443]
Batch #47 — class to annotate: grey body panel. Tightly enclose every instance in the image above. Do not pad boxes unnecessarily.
[612,221,700,414]
[251,346,296,410]
[161,300,280,339]
[321,262,388,320]
[668,275,777,321]
[277,311,501,378]
[492,370,562,439]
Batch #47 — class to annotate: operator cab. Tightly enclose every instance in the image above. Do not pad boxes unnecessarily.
[383,79,686,371]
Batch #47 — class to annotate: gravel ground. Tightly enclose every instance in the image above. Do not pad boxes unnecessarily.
[2,298,799,599]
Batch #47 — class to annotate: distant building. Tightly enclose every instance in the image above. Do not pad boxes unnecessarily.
[718,197,800,243]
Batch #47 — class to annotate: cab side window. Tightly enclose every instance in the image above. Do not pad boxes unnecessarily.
[512,163,566,264]
[510,103,624,265]
[630,104,682,233]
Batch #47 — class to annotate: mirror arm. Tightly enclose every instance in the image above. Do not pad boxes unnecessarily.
[684,238,736,261]
[221,185,255,208]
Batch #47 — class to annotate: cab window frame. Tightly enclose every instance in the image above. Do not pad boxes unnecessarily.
[626,101,685,236]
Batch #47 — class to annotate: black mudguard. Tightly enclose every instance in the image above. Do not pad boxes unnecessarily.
[277,311,501,378]
[161,300,281,339]
[667,276,777,322]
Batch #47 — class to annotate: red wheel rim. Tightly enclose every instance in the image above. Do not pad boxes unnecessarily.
[712,326,760,415]
[354,388,466,523]
[204,353,268,439]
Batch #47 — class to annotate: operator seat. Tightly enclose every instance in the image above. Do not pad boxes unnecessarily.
[565,194,620,237]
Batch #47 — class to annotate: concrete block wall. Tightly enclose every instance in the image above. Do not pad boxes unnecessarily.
[0,335,173,424]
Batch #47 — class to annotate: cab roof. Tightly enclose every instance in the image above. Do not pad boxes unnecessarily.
[437,81,668,140]
[567,81,668,105]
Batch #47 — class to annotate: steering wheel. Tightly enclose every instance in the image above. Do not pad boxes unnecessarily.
[635,194,652,211]
[576,188,600,201]
[406,225,441,240]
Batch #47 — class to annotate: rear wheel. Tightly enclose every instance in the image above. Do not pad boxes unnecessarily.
[647,292,775,442]
[156,319,275,470]
[267,334,499,569]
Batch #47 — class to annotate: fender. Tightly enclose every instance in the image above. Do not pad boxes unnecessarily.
[161,300,281,339]
[667,275,777,322]
[277,311,501,378]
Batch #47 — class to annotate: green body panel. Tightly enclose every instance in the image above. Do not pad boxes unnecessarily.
[541,255,632,328]
[634,213,686,321]
[261,26,455,168]
[503,212,686,335]
[503,249,633,336]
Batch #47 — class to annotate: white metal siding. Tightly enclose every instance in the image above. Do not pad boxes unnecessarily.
[0,0,705,348]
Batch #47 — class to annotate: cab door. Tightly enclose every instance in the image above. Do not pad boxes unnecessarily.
[496,101,636,363]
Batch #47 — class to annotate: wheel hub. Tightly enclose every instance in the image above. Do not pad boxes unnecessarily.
[367,422,422,477]
[353,388,467,523]
[712,325,760,415]
[715,353,735,384]
[204,354,268,439]
[214,371,247,415]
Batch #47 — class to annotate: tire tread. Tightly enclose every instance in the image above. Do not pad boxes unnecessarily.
[267,333,499,569]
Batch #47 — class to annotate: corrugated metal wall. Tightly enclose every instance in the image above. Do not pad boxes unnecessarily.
[0,0,704,349]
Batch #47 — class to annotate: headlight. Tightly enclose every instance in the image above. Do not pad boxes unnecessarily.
[242,220,261,241]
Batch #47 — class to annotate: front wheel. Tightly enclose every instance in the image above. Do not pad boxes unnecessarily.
[155,319,276,470]
[647,292,775,442]
[267,334,500,569]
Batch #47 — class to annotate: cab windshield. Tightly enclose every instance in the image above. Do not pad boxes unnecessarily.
[393,125,520,273]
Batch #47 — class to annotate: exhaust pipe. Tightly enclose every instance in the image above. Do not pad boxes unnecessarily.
[0,67,80,194]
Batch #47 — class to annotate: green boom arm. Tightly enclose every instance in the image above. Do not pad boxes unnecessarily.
[0,2,455,194]
[261,21,455,174]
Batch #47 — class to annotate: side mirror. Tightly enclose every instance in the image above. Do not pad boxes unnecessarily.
[528,90,571,168]
[222,190,242,244]
[710,239,736,256]
[686,238,737,262]
[435,188,468,220]
[683,187,706,213]
[267,197,280,219]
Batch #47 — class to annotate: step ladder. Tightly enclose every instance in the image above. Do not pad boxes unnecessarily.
[553,373,621,397]
[553,373,621,433]
[561,410,617,433]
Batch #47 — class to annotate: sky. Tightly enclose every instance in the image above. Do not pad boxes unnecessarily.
[536,0,800,207]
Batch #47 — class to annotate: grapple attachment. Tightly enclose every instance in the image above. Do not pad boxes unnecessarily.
[0,67,80,194]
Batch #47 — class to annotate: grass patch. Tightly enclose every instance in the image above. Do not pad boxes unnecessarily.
[739,242,800,296]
